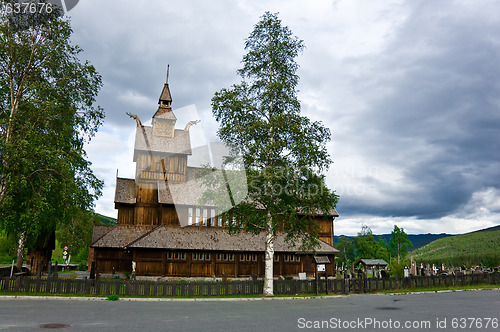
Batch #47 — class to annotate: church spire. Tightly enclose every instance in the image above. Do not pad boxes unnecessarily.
[158,64,172,107]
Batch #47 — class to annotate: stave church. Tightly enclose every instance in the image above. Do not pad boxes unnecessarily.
[89,70,339,277]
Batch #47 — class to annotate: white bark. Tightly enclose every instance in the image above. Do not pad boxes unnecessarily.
[16,231,26,271]
[263,213,274,296]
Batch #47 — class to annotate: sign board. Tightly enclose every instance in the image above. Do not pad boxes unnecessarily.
[317,264,326,272]
[63,246,68,251]
[314,256,330,264]
[63,251,68,256]
[63,255,67,260]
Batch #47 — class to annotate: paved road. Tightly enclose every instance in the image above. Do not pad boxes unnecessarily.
[0,290,499,331]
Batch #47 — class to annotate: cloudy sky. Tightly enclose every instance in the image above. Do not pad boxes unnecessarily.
[67,0,500,236]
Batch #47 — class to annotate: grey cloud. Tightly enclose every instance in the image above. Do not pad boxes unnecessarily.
[335,0,500,219]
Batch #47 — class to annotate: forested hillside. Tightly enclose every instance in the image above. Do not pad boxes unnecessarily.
[412,226,500,267]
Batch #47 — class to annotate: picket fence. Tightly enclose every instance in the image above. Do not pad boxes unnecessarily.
[1,273,499,297]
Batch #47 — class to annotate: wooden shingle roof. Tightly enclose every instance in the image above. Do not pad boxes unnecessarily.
[91,225,340,254]
[114,178,136,204]
[91,225,156,248]
[133,126,191,157]
[357,259,389,266]
[159,83,172,103]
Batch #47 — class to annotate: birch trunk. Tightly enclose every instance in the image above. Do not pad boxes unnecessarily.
[16,231,26,271]
[263,213,274,296]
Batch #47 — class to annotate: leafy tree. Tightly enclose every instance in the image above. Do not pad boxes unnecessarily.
[0,4,104,269]
[55,210,100,264]
[209,12,338,296]
[352,225,388,260]
[389,225,412,263]
[336,236,355,268]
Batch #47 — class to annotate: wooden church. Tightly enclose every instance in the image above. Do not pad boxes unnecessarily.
[89,70,340,277]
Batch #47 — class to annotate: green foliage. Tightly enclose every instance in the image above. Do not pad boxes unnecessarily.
[352,225,389,261]
[388,258,409,277]
[413,227,500,267]
[208,12,338,252]
[0,231,16,263]
[335,236,355,267]
[56,210,98,262]
[106,294,119,301]
[96,213,117,226]
[0,7,104,265]
[388,225,412,263]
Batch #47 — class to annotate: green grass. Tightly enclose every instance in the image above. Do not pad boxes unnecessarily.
[380,283,499,294]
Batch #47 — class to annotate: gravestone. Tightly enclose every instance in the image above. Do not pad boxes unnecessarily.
[410,257,417,276]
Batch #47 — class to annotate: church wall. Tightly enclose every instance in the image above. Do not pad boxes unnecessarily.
[94,248,336,278]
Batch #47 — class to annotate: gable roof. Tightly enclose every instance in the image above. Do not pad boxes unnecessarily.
[91,225,340,254]
[357,259,389,266]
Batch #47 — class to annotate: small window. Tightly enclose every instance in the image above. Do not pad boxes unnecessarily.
[199,253,204,260]
[274,255,279,262]
[167,252,172,259]
[284,255,290,262]
[240,254,245,261]
[217,253,222,261]
[195,208,200,226]
[295,255,301,262]
[188,208,193,226]
[223,253,227,261]
[205,253,210,260]
[210,209,216,227]
[181,253,186,260]
[174,252,179,259]
[203,209,208,226]
[229,254,234,261]
[252,254,257,261]
[246,254,251,261]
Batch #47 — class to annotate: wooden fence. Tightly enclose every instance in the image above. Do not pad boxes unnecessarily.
[0,273,498,297]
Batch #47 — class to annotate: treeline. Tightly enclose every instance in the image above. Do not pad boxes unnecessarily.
[0,212,114,264]
[335,225,412,277]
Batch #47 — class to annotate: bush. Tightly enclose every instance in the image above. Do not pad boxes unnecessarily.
[107,295,119,301]
[388,258,409,277]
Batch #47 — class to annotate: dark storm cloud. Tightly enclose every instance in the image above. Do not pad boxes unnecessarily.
[70,1,253,129]
[338,0,500,219]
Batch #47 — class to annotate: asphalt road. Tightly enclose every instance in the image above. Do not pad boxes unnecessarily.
[0,290,499,331]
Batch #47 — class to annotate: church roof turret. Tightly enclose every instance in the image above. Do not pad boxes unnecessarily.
[154,65,173,118]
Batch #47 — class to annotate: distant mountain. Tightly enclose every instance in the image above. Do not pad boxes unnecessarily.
[334,233,452,251]
[95,213,117,226]
[412,225,500,266]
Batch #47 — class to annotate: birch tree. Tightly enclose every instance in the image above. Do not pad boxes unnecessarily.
[0,3,103,269]
[210,12,338,296]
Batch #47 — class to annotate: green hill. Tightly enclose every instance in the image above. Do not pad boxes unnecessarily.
[96,213,117,226]
[335,233,452,251]
[412,225,500,267]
